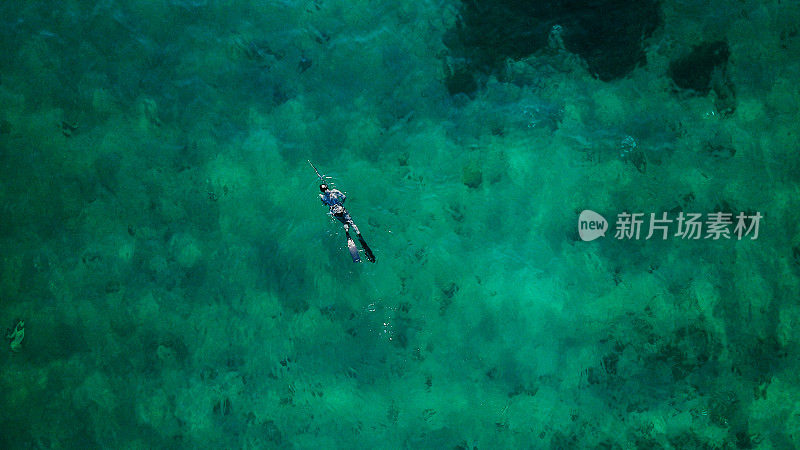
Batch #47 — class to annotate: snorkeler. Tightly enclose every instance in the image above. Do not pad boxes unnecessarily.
[310,161,376,263]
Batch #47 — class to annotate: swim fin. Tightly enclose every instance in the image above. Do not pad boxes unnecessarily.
[358,235,375,263]
[346,232,361,263]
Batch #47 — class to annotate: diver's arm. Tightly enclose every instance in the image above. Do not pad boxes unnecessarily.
[333,189,346,203]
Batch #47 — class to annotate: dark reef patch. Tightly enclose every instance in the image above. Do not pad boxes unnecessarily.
[668,40,736,115]
[443,0,663,96]
[668,41,730,95]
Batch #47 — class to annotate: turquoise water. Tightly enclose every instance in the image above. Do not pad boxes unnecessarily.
[1,0,799,448]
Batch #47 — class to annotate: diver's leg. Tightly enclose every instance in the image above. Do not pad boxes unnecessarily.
[342,212,359,235]
[349,220,360,235]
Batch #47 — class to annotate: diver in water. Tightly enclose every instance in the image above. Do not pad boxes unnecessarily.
[312,161,375,263]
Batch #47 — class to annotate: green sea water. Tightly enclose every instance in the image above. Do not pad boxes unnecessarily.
[1,0,799,448]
